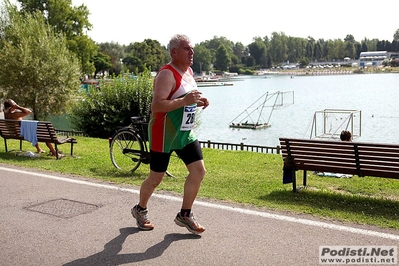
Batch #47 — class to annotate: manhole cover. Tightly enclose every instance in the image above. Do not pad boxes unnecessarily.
[25,198,100,218]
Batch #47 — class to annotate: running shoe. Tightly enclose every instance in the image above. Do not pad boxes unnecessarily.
[174,212,205,234]
[131,205,154,231]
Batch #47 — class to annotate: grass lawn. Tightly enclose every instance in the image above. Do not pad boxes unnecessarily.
[1,136,399,230]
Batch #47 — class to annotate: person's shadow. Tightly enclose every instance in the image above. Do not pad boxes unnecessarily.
[63,227,200,266]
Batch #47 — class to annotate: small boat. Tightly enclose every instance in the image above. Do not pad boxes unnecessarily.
[229,122,270,129]
[196,82,233,87]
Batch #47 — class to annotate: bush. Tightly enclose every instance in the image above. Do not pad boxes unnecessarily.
[239,68,255,75]
[299,57,310,68]
[68,69,153,138]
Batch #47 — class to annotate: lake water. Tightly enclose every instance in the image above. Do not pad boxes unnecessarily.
[195,73,399,147]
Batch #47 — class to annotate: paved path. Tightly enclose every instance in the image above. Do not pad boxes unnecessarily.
[1,164,399,266]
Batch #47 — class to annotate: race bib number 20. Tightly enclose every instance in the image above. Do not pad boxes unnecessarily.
[180,105,196,131]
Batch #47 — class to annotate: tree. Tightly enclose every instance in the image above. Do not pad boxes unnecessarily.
[305,36,315,61]
[392,40,399,53]
[214,45,230,71]
[122,55,144,73]
[248,37,267,66]
[0,4,80,120]
[192,44,212,74]
[125,39,168,72]
[314,40,324,61]
[298,57,309,68]
[233,42,246,64]
[343,34,357,59]
[200,36,235,70]
[17,0,97,75]
[360,39,368,53]
[246,56,255,67]
[269,32,288,65]
[286,37,303,63]
[203,36,234,55]
[68,34,98,75]
[394,29,399,42]
[93,52,113,77]
[98,42,125,76]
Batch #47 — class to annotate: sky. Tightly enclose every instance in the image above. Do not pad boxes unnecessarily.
[9,0,399,46]
[69,0,398,46]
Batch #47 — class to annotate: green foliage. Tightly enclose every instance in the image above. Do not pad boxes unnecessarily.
[123,56,144,74]
[214,45,230,71]
[299,57,310,68]
[98,42,125,76]
[124,39,168,73]
[192,44,212,73]
[394,29,399,42]
[248,38,267,66]
[67,34,98,75]
[0,4,81,120]
[246,56,255,67]
[93,51,113,77]
[18,0,92,34]
[239,68,255,75]
[17,0,98,75]
[68,69,154,138]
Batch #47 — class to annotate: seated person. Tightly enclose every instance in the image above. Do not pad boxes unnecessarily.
[3,99,59,156]
[340,130,352,142]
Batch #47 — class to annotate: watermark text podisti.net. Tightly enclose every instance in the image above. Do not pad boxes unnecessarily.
[319,246,397,265]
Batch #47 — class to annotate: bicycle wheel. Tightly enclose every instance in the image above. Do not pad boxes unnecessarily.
[110,129,144,172]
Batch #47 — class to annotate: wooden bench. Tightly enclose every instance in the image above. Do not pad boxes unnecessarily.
[0,119,77,159]
[279,137,399,192]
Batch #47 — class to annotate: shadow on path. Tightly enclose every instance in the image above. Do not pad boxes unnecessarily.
[63,227,200,266]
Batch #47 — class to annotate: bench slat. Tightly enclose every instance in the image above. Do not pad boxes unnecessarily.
[282,151,356,159]
[292,159,356,168]
[360,169,399,179]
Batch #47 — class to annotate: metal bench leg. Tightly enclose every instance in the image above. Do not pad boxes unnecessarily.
[303,170,307,187]
[292,169,297,192]
[4,139,8,152]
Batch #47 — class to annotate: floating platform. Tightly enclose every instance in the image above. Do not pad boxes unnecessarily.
[229,90,294,130]
[229,122,271,129]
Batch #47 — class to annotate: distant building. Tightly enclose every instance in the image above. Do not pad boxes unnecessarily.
[359,51,390,66]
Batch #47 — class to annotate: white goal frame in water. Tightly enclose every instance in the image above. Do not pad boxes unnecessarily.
[308,109,361,140]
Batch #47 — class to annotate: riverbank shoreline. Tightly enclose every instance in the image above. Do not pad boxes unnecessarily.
[257,66,399,76]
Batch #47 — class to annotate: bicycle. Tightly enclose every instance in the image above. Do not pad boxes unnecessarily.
[109,116,183,177]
